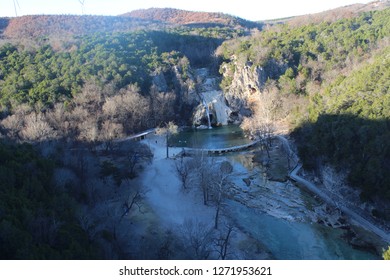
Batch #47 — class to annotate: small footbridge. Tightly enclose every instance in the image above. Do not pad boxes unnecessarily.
[178,140,260,155]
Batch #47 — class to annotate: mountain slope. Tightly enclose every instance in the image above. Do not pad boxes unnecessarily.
[0,15,168,39]
[287,0,390,26]
[123,8,262,29]
[0,9,262,40]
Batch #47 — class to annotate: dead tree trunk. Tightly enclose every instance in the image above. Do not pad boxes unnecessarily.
[214,225,234,260]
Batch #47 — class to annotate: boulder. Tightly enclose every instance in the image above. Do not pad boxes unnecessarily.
[243,178,251,187]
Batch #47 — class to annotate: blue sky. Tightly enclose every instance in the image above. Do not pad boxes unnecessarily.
[2,0,373,21]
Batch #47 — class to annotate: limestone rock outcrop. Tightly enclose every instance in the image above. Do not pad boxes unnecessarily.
[220,60,267,116]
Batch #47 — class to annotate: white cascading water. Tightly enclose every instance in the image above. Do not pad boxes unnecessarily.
[194,69,231,128]
[202,97,212,129]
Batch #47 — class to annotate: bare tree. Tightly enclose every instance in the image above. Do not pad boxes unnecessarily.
[103,85,150,133]
[84,179,105,205]
[156,121,178,158]
[150,87,176,125]
[78,118,99,143]
[180,219,213,259]
[78,207,99,244]
[71,81,151,142]
[74,80,104,114]
[29,211,62,247]
[190,157,234,227]
[123,141,153,178]
[157,230,175,260]
[75,146,89,187]
[214,224,234,260]
[46,103,71,138]
[209,161,233,229]
[188,151,212,205]
[99,121,124,152]
[102,206,126,259]
[241,84,280,158]
[20,112,56,141]
[120,191,144,221]
[69,101,98,142]
[175,155,191,190]
[1,113,23,139]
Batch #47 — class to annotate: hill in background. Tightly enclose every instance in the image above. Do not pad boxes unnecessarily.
[123,8,262,29]
[0,8,263,40]
[0,15,166,39]
[283,0,390,26]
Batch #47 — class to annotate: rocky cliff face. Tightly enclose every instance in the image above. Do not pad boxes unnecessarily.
[220,60,267,118]
[219,56,288,121]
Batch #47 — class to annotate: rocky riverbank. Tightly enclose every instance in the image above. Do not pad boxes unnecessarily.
[239,136,386,257]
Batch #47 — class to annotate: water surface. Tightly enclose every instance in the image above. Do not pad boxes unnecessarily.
[172,125,381,259]
[169,125,252,149]
[227,200,378,260]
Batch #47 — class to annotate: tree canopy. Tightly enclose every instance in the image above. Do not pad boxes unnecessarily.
[0,141,99,259]
[217,9,390,94]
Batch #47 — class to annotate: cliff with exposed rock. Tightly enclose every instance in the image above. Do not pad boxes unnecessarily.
[220,59,268,117]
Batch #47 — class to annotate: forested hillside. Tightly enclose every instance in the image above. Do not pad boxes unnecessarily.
[218,8,389,94]
[0,8,257,41]
[0,26,240,143]
[286,0,390,26]
[0,140,100,259]
[1,15,164,39]
[217,8,390,212]
[295,48,390,200]
[0,32,160,107]
[124,8,262,29]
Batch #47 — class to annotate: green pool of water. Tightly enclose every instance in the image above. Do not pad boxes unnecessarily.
[169,125,252,149]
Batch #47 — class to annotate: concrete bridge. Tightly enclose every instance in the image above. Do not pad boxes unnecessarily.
[179,140,260,155]
[114,128,259,155]
[114,128,156,143]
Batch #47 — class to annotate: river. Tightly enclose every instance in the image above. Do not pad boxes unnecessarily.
[227,198,378,259]
[170,125,382,259]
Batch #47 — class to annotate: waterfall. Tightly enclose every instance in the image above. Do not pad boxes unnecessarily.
[202,97,212,129]
[193,69,231,128]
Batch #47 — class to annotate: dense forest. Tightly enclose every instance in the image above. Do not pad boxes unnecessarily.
[0,4,389,259]
[295,49,390,201]
[0,140,98,259]
[218,8,390,93]
[0,29,229,110]
[0,28,237,144]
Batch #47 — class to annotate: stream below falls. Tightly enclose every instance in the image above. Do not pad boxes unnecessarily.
[227,152,382,259]
[226,199,378,259]
[170,125,383,259]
